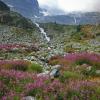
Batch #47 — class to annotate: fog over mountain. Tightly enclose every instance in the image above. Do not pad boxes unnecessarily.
[1,0,100,24]
[38,0,100,15]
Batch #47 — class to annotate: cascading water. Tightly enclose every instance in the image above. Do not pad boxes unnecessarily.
[35,22,50,42]
[34,22,51,68]
[74,16,77,24]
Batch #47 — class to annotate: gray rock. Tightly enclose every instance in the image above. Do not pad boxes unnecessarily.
[49,65,62,78]
[96,70,100,74]
[86,66,92,71]
[23,96,36,100]
[37,71,49,77]
[50,68,60,78]
[51,65,61,70]
[0,57,4,60]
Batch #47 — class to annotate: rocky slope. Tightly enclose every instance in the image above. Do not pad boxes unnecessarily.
[0,1,43,44]
[0,1,50,66]
[40,23,100,53]
[0,1,100,67]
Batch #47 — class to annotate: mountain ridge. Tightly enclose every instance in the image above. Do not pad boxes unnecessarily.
[34,12,100,25]
[1,0,100,25]
[1,0,39,18]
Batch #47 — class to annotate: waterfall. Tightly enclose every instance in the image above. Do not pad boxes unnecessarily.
[35,22,50,42]
[74,16,77,24]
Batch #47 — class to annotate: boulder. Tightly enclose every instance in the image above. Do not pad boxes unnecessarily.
[49,65,62,78]
[50,68,60,78]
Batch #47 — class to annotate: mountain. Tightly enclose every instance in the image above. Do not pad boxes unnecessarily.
[1,0,39,18]
[0,2,34,29]
[0,0,10,11]
[1,0,100,25]
[35,12,100,25]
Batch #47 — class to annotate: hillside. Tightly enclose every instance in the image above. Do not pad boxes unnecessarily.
[40,23,100,53]
[0,1,43,44]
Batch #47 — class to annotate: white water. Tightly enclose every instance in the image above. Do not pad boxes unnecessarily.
[35,23,50,42]
[74,16,77,24]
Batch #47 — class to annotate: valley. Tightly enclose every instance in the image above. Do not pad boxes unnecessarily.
[0,0,100,100]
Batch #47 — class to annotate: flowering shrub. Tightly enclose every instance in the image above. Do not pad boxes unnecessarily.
[65,80,100,100]
[64,52,100,67]
[0,69,35,99]
[0,60,30,71]
[0,60,43,73]
[49,52,100,77]
[0,69,100,100]
[25,78,65,100]
[0,44,25,51]
[0,44,39,53]
[49,52,100,69]
[0,52,100,99]
[0,81,8,98]
[0,69,58,99]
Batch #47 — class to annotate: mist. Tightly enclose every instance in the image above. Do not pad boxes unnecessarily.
[38,0,100,15]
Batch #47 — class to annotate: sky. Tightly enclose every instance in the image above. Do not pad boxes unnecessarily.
[38,0,100,15]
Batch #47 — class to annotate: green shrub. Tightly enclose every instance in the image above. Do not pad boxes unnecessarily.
[12,63,28,71]
[95,87,100,94]
[72,32,85,40]
[82,67,96,76]
[75,59,90,65]
[59,71,80,82]
[66,91,80,99]
[28,63,43,73]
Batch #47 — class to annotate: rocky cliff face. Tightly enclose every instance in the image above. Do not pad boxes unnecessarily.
[2,0,39,18]
[0,0,10,11]
[0,1,34,29]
